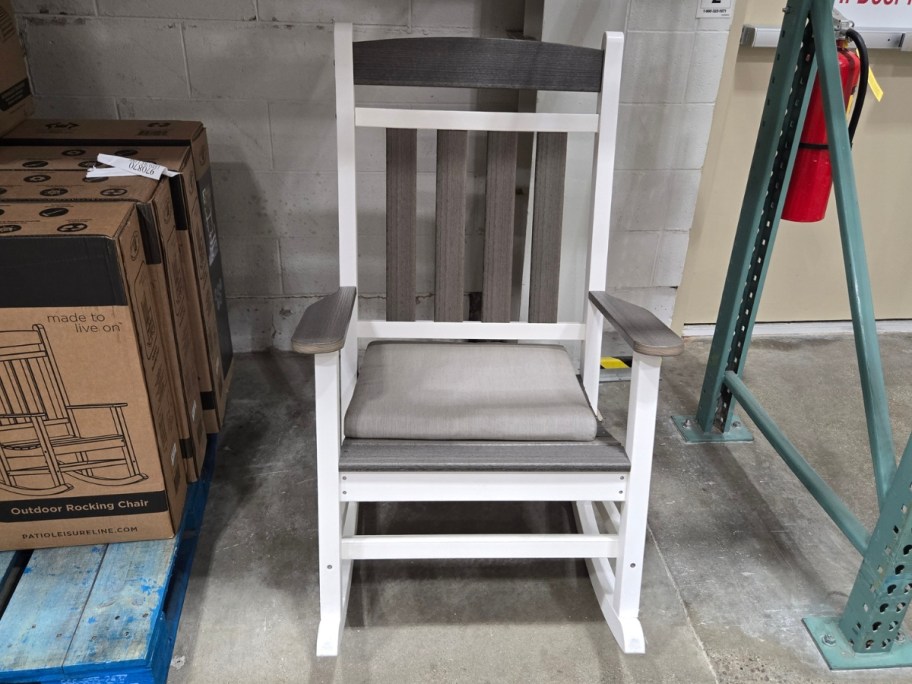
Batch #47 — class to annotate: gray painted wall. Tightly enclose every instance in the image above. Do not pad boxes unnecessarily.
[13,0,730,352]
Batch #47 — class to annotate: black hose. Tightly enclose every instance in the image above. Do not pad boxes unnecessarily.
[845,28,869,145]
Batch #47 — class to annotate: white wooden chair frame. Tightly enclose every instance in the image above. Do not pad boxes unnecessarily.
[293,24,683,657]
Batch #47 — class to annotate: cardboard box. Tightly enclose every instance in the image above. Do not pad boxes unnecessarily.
[0,147,226,440]
[0,0,33,136]
[0,168,208,480]
[0,202,187,549]
[1,121,233,431]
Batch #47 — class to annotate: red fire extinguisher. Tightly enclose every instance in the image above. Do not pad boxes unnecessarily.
[781,29,869,223]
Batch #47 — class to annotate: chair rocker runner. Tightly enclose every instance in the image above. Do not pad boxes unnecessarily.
[293,24,683,656]
[0,324,145,496]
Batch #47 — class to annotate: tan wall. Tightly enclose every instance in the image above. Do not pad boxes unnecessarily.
[674,0,912,328]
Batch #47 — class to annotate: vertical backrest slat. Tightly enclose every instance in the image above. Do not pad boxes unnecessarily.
[0,329,58,425]
[33,358,57,417]
[4,361,27,415]
[35,325,71,422]
[482,131,518,322]
[0,364,19,421]
[435,130,468,322]
[16,360,44,416]
[386,128,418,321]
[528,132,568,323]
[9,360,41,416]
[31,358,63,421]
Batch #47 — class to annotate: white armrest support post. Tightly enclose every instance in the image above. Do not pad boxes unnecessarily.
[611,352,662,653]
[314,351,347,656]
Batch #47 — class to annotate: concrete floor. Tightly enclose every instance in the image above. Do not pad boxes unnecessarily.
[170,335,912,683]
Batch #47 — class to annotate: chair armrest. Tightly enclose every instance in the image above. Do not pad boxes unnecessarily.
[588,291,684,357]
[67,403,128,410]
[0,412,46,419]
[292,287,357,354]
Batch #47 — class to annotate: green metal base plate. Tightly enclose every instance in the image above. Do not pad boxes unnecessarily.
[672,414,754,443]
[804,617,912,671]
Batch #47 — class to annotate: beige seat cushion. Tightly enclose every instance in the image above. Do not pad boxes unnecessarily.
[344,342,598,441]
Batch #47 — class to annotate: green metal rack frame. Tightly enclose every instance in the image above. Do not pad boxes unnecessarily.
[674,0,912,670]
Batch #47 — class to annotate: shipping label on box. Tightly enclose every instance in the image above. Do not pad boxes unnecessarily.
[0,202,186,549]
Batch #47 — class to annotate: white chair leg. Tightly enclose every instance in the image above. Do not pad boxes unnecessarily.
[314,352,346,657]
[573,501,623,639]
[611,353,662,654]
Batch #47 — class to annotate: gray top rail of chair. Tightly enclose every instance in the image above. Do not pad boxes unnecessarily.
[352,37,604,92]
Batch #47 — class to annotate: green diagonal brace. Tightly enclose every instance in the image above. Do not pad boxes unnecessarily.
[807,0,896,505]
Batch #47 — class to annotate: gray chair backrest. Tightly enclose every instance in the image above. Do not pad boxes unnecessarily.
[350,36,607,324]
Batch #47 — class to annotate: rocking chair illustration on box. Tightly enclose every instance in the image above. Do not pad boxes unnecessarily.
[0,324,146,496]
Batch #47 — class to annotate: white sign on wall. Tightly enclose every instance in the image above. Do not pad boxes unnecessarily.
[836,0,912,29]
[697,0,734,19]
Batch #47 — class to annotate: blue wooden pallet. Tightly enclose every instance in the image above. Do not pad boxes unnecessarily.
[0,438,216,684]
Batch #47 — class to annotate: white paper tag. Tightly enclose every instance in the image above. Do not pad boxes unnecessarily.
[85,153,178,180]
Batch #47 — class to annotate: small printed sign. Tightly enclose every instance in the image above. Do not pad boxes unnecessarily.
[698,0,733,19]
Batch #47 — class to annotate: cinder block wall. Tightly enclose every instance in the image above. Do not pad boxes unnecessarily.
[540,0,731,332]
[13,0,730,352]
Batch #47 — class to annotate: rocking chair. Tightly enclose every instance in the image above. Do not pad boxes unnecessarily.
[0,324,146,495]
[292,24,683,656]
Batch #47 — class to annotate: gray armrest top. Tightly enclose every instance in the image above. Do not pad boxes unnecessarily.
[292,287,357,354]
[588,291,684,357]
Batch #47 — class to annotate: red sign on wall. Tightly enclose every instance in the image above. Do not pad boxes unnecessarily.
[837,0,912,29]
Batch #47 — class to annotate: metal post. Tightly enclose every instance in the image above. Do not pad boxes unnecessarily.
[804,430,912,668]
[674,0,816,443]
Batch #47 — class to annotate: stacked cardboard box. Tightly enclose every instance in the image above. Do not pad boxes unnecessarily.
[0,122,232,550]
[0,0,33,136]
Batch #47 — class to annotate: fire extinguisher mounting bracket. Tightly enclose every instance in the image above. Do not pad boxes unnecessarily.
[832,9,855,38]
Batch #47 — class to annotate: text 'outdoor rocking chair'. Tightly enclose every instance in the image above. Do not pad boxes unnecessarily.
[0,325,145,496]
[292,24,684,656]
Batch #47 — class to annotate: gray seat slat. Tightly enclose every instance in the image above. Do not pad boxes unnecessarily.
[340,433,629,472]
